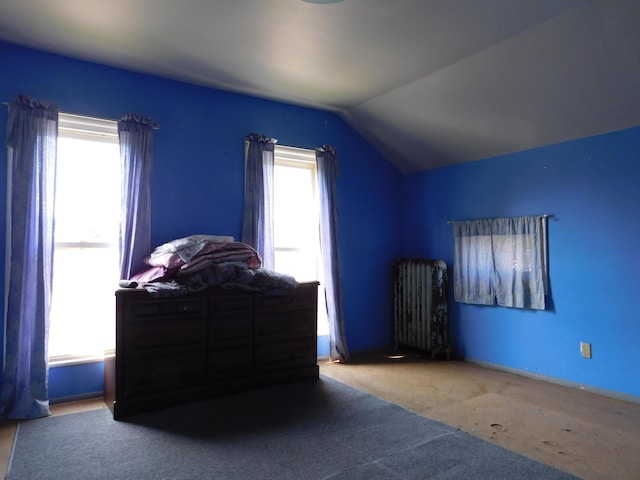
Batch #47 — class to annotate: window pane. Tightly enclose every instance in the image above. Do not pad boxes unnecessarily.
[274,250,317,283]
[273,148,327,336]
[50,131,120,361]
[274,165,317,248]
[55,137,120,243]
[49,247,118,358]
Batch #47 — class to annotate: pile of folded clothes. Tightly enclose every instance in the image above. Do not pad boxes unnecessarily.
[128,234,298,296]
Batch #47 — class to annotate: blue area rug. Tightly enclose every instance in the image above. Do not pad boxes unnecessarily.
[9,376,579,479]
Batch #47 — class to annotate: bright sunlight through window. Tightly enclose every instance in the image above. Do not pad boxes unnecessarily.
[48,114,120,364]
[274,146,328,336]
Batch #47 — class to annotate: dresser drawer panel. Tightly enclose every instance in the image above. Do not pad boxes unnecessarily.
[123,353,207,398]
[208,348,254,381]
[255,311,316,342]
[255,287,317,313]
[210,292,254,314]
[124,318,207,358]
[255,339,316,374]
[124,296,206,320]
[209,316,253,348]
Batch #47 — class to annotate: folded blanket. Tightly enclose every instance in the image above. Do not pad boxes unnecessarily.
[147,234,236,268]
[179,263,298,295]
[128,236,294,297]
[178,242,261,274]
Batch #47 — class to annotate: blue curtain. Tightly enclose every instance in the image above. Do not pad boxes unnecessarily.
[0,95,59,419]
[241,133,276,269]
[118,114,158,279]
[316,145,350,362]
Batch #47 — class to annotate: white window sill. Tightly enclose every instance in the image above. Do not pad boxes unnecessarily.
[49,351,114,367]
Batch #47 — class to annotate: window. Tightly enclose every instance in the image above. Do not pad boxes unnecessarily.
[452,216,548,310]
[273,145,328,335]
[48,113,121,364]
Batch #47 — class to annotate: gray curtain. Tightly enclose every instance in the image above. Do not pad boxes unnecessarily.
[453,216,547,310]
[241,133,276,269]
[0,95,59,419]
[491,216,546,309]
[118,113,158,279]
[452,219,494,305]
[316,145,350,362]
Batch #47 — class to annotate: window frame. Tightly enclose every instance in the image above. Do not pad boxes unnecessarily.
[273,145,321,282]
[49,113,120,366]
[272,145,328,334]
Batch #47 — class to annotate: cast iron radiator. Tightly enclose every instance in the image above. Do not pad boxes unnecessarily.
[394,259,450,359]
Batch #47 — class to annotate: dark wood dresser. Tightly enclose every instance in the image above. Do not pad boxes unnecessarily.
[104,282,319,419]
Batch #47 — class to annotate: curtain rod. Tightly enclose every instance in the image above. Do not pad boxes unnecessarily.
[446,214,551,224]
[2,103,143,126]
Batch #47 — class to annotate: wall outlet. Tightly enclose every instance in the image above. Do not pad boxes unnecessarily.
[580,342,592,359]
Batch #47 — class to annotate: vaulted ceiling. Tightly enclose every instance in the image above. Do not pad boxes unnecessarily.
[1,0,639,172]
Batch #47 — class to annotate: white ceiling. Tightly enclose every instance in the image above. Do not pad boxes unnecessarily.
[1,0,639,172]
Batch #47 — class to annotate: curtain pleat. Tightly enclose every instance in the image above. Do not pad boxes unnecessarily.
[118,113,158,279]
[0,94,59,419]
[492,216,545,309]
[241,133,276,269]
[453,219,494,305]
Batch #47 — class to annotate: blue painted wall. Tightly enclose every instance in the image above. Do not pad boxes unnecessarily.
[0,41,403,399]
[49,362,104,402]
[3,39,638,402]
[403,126,640,398]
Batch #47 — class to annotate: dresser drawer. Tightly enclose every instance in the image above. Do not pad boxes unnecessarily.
[208,347,253,381]
[255,338,317,374]
[255,310,316,343]
[210,292,254,314]
[123,295,206,320]
[255,286,317,313]
[209,316,253,348]
[124,317,207,359]
[122,353,207,398]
